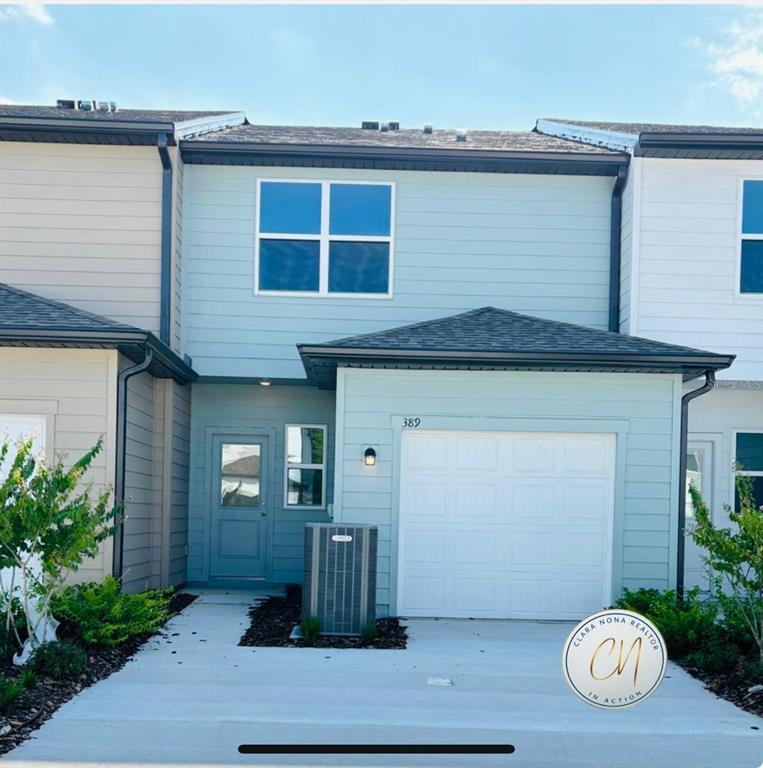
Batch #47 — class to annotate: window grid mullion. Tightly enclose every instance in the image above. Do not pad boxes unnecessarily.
[319,181,330,295]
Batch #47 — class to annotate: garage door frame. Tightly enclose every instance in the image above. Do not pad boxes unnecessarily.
[392,418,627,619]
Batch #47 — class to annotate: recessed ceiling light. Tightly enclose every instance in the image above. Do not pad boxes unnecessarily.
[259,379,271,387]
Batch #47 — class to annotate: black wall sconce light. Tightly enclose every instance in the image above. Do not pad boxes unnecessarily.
[364,447,377,466]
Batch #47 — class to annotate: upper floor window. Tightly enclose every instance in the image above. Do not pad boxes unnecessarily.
[256,180,394,297]
[740,180,763,294]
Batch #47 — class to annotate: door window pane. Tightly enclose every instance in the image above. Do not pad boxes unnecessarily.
[330,184,392,236]
[287,468,323,507]
[221,443,261,507]
[259,239,320,291]
[742,180,763,234]
[287,426,324,464]
[328,241,389,294]
[259,182,321,234]
[685,449,704,519]
[741,240,763,293]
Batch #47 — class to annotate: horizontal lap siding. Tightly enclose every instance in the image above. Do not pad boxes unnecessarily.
[634,158,763,381]
[0,142,162,332]
[122,364,160,591]
[0,348,117,583]
[188,383,336,584]
[170,382,191,585]
[336,369,681,615]
[183,166,614,379]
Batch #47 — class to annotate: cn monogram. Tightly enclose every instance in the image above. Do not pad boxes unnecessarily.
[589,637,643,686]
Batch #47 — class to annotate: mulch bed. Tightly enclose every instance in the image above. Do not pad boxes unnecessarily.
[239,584,407,649]
[0,591,197,756]
[679,658,763,719]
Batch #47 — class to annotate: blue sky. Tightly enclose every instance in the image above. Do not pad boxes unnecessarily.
[1,3,762,129]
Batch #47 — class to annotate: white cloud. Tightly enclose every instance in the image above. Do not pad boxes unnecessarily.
[693,8,763,115]
[0,3,53,26]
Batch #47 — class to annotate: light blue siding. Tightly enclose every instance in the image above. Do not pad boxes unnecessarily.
[187,382,335,584]
[183,166,614,379]
[333,369,682,616]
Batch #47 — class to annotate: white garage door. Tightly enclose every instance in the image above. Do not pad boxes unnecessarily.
[398,430,615,620]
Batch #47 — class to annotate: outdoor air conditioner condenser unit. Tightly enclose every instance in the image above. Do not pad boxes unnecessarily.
[303,523,377,636]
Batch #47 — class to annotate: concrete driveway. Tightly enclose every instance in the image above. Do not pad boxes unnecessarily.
[4,588,761,768]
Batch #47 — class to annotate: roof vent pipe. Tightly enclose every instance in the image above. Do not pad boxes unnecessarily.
[56,99,76,110]
[388,121,400,131]
[456,129,468,142]
[423,124,433,134]
[361,121,379,130]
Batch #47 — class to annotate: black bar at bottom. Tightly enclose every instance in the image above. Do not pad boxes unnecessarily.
[238,745,515,755]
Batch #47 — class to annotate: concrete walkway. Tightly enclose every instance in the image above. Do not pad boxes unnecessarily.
[4,588,761,768]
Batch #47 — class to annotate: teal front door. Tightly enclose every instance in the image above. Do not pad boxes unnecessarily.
[210,436,270,579]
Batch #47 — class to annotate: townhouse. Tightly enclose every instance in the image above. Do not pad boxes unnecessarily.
[1,102,758,620]
[536,119,763,590]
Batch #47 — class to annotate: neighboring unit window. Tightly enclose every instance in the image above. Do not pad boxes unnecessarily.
[256,180,393,296]
[220,443,261,507]
[740,180,763,294]
[735,432,763,511]
[285,425,326,507]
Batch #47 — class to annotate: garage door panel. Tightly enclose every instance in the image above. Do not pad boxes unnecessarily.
[513,436,556,472]
[455,436,498,470]
[399,430,615,620]
[453,577,496,613]
[511,482,555,518]
[563,437,612,474]
[453,529,497,565]
[455,482,498,518]
[562,482,609,521]
[404,434,448,471]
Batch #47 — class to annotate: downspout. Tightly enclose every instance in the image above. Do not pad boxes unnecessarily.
[608,164,629,332]
[157,133,173,346]
[112,349,154,581]
[676,370,715,599]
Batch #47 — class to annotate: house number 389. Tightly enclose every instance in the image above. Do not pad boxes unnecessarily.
[403,417,421,428]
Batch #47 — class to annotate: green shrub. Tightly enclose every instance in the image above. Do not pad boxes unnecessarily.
[361,622,378,644]
[0,675,24,714]
[29,641,87,681]
[615,587,718,659]
[300,616,322,646]
[19,668,37,690]
[51,576,171,647]
[684,635,740,674]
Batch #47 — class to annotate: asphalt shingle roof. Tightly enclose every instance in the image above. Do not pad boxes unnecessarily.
[321,306,723,358]
[0,283,138,332]
[187,123,615,154]
[0,105,237,124]
[543,118,763,136]
[299,306,733,387]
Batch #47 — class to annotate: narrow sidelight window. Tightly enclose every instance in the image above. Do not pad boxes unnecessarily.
[740,180,763,294]
[734,432,763,511]
[285,424,326,508]
[256,180,394,296]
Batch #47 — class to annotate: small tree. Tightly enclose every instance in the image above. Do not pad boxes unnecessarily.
[689,470,763,661]
[0,437,120,661]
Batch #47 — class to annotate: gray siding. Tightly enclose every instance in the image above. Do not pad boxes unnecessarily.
[334,368,682,616]
[188,383,335,584]
[122,363,160,591]
[169,381,191,585]
[0,142,162,332]
[183,166,615,379]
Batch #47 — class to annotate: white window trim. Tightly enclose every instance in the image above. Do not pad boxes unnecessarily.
[284,423,327,510]
[735,177,763,300]
[254,179,395,299]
